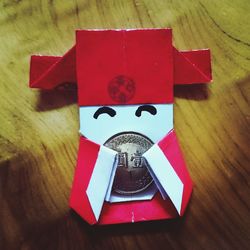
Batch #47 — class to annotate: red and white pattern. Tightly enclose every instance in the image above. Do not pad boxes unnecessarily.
[69,130,192,224]
[29,28,212,224]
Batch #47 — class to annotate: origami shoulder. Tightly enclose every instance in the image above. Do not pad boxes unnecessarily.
[29,45,212,89]
[29,46,76,89]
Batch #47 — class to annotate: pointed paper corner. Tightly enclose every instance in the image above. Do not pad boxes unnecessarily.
[174,182,184,215]
[143,143,185,216]
[86,145,117,222]
[174,47,212,85]
[29,45,76,89]
[86,188,102,221]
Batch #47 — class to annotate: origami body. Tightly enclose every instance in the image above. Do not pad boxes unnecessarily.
[29,29,212,225]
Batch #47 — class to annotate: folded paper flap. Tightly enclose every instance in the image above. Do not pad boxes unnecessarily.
[69,136,101,225]
[180,49,211,77]
[86,145,117,221]
[174,47,212,85]
[158,130,193,215]
[100,192,178,224]
[29,55,61,86]
[143,144,184,214]
[145,161,169,200]
[29,38,212,93]
[158,130,189,183]
[29,46,76,89]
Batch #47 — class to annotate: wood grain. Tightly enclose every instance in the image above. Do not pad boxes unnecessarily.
[0,0,249,249]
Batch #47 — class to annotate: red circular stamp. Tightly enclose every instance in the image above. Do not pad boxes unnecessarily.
[108,75,136,104]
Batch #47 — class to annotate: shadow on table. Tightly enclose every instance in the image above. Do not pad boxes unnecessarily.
[174,83,210,100]
[34,83,210,112]
[35,84,78,111]
[17,209,184,250]
[22,83,208,249]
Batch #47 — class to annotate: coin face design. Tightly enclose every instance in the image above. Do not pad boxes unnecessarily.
[104,132,154,195]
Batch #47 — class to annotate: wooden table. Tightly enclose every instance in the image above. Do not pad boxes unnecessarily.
[1,1,249,249]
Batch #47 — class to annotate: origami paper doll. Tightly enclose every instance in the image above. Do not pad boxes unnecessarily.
[29,29,212,225]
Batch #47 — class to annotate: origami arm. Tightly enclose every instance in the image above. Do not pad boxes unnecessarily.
[143,129,192,215]
[29,46,211,89]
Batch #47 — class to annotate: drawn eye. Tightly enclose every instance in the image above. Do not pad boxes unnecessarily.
[135,105,157,117]
[93,107,116,119]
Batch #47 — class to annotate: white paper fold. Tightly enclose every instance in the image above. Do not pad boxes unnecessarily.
[86,138,184,221]
[86,145,117,221]
[143,144,184,214]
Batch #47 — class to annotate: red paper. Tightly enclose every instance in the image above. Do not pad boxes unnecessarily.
[76,29,173,105]
[173,48,212,84]
[29,46,76,89]
[29,28,212,225]
[29,36,212,93]
[70,130,192,224]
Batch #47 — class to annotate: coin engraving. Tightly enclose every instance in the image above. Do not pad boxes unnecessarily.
[104,132,154,195]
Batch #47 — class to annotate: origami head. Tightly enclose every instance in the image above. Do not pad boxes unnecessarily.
[29,28,212,224]
[75,28,210,144]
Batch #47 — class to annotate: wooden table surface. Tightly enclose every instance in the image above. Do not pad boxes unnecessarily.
[0,1,249,249]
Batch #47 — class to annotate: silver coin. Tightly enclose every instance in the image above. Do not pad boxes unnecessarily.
[104,132,153,195]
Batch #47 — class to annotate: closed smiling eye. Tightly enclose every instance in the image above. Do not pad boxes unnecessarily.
[135,105,157,117]
[93,106,116,119]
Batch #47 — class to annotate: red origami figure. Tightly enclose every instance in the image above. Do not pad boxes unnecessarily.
[29,29,212,225]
